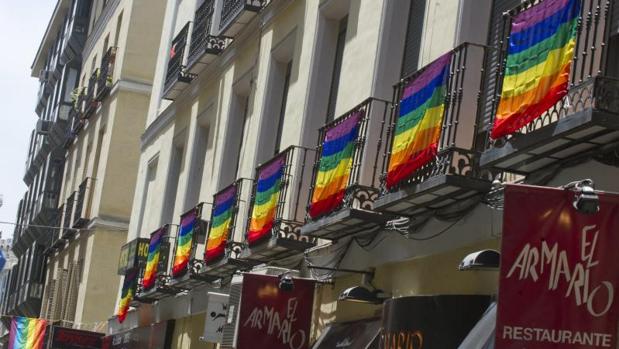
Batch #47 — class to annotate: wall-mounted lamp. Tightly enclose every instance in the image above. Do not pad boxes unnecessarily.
[278,272,295,292]
[458,249,500,271]
[563,179,599,214]
[307,266,390,304]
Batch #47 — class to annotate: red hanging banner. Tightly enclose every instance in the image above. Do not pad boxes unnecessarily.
[237,274,315,349]
[497,184,619,348]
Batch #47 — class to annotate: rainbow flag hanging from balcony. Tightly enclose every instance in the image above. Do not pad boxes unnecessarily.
[172,209,197,277]
[247,156,285,245]
[205,185,237,263]
[386,52,452,189]
[491,0,580,139]
[142,226,166,290]
[8,317,47,349]
[116,268,137,324]
[309,112,362,219]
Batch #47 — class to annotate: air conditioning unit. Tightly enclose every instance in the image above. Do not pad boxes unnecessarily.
[36,119,52,135]
[220,267,300,349]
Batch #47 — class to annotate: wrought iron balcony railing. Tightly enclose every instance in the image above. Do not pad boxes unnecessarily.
[59,0,90,66]
[219,0,266,37]
[241,146,317,263]
[61,192,76,240]
[72,177,95,228]
[187,0,228,74]
[374,43,493,216]
[162,23,195,100]
[83,70,99,118]
[300,97,395,241]
[96,47,117,101]
[480,0,619,173]
[135,225,180,302]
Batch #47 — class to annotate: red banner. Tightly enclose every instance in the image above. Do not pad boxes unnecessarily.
[497,184,619,348]
[237,274,315,349]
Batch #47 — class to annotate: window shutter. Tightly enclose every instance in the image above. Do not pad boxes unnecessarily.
[221,278,243,349]
[613,1,619,35]
[478,0,521,134]
[401,0,427,77]
[52,268,67,320]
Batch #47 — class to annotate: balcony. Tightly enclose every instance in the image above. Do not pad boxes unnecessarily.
[480,0,619,173]
[191,180,255,282]
[96,47,117,101]
[374,43,493,216]
[300,98,396,241]
[135,225,181,303]
[83,70,99,118]
[61,193,76,240]
[31,191,59,230]
[187,0,228,74]
[218,0,265,37]
[46,208,65,254]
[59,0,90,65]
[240,146,317,264]
[72,177,95,228]
[162,23,195,100]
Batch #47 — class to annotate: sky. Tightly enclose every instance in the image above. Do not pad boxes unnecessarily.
[0,2,57,240]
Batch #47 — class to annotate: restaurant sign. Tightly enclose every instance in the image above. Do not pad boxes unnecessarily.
[237,273,315,349]
[496,184,619,348]
[117,238,149,275]
[51,326,104,349]
[380,295,490,349]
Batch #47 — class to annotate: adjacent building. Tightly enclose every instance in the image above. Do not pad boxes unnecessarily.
[4,0,91,324]
[39,0,167,331]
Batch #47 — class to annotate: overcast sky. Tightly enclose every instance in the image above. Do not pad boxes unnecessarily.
[0,2,57,240]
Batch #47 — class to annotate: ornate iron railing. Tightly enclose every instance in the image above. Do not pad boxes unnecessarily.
[188,0,227,68]
[484,0,616,147]
[84,70,99,118]
[170,203,208,276]
[380,43,489,192]
[305,97,392,221]
[72,177,94,227]
[219,0,265,34]
[97,47,117,100]
[136,225,175,295]
[163,23,193,93]
[245,146,316,246]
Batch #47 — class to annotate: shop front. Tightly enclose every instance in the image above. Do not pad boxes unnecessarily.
[102,320,174,349]
[49,326,105,349]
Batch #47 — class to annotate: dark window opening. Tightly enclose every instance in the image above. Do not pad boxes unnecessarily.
[274,61,292,154]
[326,16,348,123]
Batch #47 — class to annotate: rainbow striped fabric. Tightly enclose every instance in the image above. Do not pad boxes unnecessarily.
[491,0,580,139]
[8,317,46,349]
[172,209,197,277]
[142,226,166,290]
[386,52,452,189]
[247,156,285,245]
[205,185,237,263]
[117,268,137,323]
[308,112,362,219]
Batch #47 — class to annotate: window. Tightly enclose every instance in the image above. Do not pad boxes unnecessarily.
[274,61,292,154]
[136,157,158,235]
[234,97,250,178]
[326,16,348,122]
[184,121,209,210]
[114,11,123,47]
[161,141,184,224]
[401,0,426,77]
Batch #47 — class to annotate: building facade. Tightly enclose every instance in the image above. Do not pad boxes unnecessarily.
[4,0,91,323]
[109,0,619,347]
[39,0,167,331]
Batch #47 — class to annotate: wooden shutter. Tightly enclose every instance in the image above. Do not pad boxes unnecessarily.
[51,268,67,320]
[401,0,427,77]
[478,0,521,134]
[221,279,243,349]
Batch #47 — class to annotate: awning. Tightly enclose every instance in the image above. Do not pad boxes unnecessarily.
[312,318,381,349]
[458,302,496,349]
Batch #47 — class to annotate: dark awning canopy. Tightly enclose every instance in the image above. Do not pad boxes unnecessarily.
[312,318,381,349]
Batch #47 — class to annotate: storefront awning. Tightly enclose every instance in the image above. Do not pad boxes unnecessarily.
[457,302,496,349]
[312,318,381,349]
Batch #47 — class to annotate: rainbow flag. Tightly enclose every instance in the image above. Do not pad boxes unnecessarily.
[172,209,197,277]
[491,0,580,139]
[247,156,285,245]
[142,226,166,290]
[386,52,452,189]
[117,268,138,323]
[308,112,362,219]
[8,317,46,349]
[205,185,237,263]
